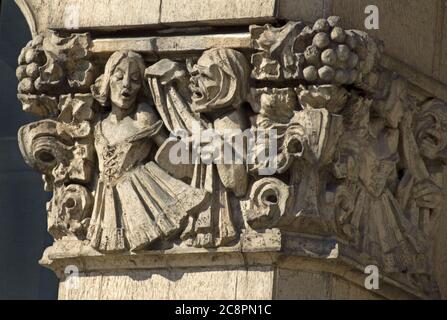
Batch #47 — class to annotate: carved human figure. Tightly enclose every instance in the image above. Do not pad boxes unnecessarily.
[187,49,254,246]
[145,49,252,247]
[189,48,250,196]
[397,99,447,263]
[88,51,206,253]
[393,99,447,293]
[14,15,447,298]
[333,79,424,276]
[399,100,446,230]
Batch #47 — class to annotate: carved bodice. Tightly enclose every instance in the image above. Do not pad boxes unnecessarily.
[94,120,157,183]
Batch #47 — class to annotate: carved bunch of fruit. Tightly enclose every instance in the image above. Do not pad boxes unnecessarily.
[16,31,95,117]
[250,16,382,88]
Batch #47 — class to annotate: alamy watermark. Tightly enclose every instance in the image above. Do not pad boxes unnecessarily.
[64,3,80,30]
[64,264,79,290]
[167,121,280,176]
[365,5,380,30]
[364,265,380,290]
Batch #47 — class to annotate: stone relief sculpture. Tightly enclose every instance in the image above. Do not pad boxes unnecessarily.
[16,16,447,298]
[87,51,207,253]
[146,48,251,248]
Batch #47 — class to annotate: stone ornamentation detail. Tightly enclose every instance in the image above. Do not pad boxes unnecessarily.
[16,17,446,297]
[17,31,94,116]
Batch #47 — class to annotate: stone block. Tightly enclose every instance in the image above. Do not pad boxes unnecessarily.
[59,266,275,300]
[17,0,330,33]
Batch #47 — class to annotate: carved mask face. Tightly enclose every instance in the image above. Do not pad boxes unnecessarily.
[110,58,142,110]
[416,108,447,160]
[188,49,249,113]
[189,56,222,112]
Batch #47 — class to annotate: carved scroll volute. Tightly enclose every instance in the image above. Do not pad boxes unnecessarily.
[242,178,292,230]
[18,119,72,184]
[18,94,96,240]
[48,184,93,240]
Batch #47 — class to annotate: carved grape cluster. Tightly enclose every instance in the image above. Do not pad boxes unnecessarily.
[17,31,94,97]
[251,16,382,87]
[16,32,96,117]
[16,35,47,94]
[298,17,380,85]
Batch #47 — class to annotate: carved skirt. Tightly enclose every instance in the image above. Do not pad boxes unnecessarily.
[353,188,418,273]
[87,161,207,253]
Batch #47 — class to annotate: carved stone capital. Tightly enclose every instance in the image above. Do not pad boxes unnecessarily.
[15,1,447,299]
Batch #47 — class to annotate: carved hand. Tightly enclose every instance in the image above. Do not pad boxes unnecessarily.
[145,59,188,85]
[413,179,443,210]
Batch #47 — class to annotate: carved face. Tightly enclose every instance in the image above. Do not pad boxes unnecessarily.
[190,56,221,111]
[110,58,142,110]
[189,49,249,113]
[416,107,447,160]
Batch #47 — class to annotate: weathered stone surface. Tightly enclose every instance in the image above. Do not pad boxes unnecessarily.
[333,0,440,84]
[17,0,322,33]
[90,34,252,57]
[52,247,420,300]
[59,267,275,300]
[278,0,331,23]
[14,2,447,300]
[62,267,382,300]
[16,0,161,33]
[275,269,384,300]
[160,0,278,26]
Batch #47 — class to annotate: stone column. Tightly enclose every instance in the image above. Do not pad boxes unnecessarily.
[44,232,422,299]
[15,0,447,299]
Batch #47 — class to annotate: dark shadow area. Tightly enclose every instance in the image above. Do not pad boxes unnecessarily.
[0,0,58,300]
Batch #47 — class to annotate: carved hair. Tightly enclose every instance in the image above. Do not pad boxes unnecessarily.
[198,48,250,108]
[91,50,149,107]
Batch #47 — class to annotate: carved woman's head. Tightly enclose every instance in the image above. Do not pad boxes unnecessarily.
[92,51,148,111]
[415,100,447,160]
[189,48,250,113]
